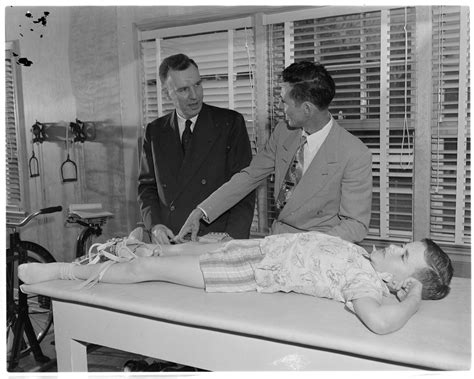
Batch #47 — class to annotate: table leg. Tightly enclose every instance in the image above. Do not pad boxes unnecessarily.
[53,301,88,371]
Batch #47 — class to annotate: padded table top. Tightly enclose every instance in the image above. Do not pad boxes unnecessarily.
[22,277,471,370]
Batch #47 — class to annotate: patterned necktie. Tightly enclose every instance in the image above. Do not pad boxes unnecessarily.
[275,134,307,214]
[182,119,193,154]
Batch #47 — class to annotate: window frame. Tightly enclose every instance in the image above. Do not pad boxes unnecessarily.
[138,16,254,127]
[264,6,470,253]
[266,7,419,242]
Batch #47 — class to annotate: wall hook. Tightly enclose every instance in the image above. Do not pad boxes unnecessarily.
[70,118,87,143]
[31,120,46,143]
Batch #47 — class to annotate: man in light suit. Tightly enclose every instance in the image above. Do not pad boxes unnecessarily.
[138,54,255,244]
[176,61,372,243]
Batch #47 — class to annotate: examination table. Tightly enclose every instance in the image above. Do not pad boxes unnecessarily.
[22,277,471,371]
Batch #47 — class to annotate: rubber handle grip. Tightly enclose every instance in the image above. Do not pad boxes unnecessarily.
[39,206,63,214]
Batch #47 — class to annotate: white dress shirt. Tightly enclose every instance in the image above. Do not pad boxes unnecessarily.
[176,112,198,141]
[302,118,333,174]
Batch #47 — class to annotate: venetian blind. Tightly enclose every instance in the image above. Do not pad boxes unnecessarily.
[267,8,417,240]
[5,48,22,210]
[431,6,471,246]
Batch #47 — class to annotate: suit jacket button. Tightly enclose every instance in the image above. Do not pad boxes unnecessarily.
[201,179,207,185]
[170,205,175,211]
[162,183,167,188]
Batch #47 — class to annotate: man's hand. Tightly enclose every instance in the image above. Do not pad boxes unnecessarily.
[395,277,423,302]
[174,208,204,243]
[151,224,175,245]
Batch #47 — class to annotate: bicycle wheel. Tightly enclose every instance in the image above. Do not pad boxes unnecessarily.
[6,241,56,357]
[75,224,103,259]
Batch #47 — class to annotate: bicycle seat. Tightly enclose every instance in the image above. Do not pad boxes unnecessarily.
[67,203,114,225]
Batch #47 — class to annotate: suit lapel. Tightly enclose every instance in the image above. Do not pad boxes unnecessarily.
[278,123,340,218]
[177,104,221,193]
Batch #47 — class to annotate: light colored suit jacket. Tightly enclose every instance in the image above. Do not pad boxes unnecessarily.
[200,120,372,243]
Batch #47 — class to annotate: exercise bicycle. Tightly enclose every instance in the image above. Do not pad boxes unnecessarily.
[6,206,62,371]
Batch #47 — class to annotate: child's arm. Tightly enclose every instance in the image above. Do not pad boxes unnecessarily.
[352,278,422,334]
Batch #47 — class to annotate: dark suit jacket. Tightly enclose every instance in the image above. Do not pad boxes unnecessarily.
[138,103,255,238]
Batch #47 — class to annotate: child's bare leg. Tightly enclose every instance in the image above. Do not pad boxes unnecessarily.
[160,241,225,257]
[18,238,261,286]
[17,242,217,285]
[19,255,205,288]
[160,238,261,257]
[99,255,205,288]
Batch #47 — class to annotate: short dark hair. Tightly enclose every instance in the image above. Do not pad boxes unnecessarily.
[413,239,453,300]
[159,53,199,84]
[281,61,336,109]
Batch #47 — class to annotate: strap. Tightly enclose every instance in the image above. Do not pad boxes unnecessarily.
[59,262,79,280]
[73,260,117,290]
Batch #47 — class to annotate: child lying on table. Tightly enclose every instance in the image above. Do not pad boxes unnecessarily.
[18,230,453,335]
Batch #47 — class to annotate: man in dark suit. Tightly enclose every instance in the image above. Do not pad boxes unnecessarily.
[138,54,255,244]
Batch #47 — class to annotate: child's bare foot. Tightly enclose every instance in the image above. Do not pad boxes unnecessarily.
[18,262,64,284]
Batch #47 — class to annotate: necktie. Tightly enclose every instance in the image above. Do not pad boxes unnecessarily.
[182,119,193,154]
[275,134,307,214]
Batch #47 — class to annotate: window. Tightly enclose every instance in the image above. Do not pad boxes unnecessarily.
[267,8,417,240]
[140,27,256,145]
[137,6,470,250]
[138,19,260,231]
[430,6,471,247]
[5,42,28,215]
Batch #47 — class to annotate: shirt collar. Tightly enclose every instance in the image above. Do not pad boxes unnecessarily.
[176,111,199,125]
[303,117,333,143]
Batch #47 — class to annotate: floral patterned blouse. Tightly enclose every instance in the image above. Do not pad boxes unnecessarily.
[254,232,390,311]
